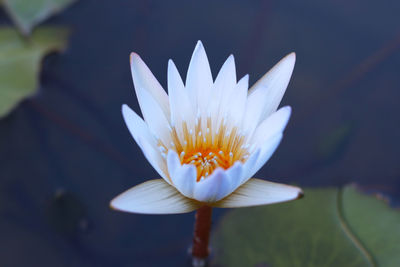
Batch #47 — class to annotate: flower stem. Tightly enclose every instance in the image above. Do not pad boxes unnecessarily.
[192,205,212,263]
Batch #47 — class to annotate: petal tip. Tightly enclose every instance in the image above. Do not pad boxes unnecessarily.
[296,189,304,199]
[121,103,129,111]
[121,104,131,117]
[130,52,140,63]
[168,59,178,72]
[285,52,296,64]
[281,105,292,115]
[109,196,123,212]
[193,40,207,57]
[196,40,204,49]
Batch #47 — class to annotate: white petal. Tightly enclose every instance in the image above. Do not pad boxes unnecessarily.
[167,150,196,198]
[136,86,171,146]
[186,41,213,113]
[251,106,291,147]
[208,55,237,128]
[110,179,200,214]
[122,105,169,182]
[139,139,170,184]
[122,104,156,148]
[167,60,195,132]
[193,169,230,202]
[240,148,261,184]
[130,53,170,120]
[243,53,295,136]
[212,178,303,208]
[248,133,283,178]
[224,162,244,195]
[226,75,248,126]
[214,54,236,93]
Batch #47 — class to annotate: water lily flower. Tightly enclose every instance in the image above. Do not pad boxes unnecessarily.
[111,41,303,215]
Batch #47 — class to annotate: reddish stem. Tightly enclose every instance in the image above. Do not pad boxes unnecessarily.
[192,205,213,260]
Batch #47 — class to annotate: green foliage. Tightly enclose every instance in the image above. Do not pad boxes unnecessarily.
[342,186,400,267]
[0,27,68,118]
[212,185,400,267]
[2,0,76,35]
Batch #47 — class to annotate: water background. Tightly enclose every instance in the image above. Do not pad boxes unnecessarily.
[0,0,399,266]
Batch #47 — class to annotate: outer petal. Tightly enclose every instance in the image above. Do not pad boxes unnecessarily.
[224,162,244,195]
[110,179,200,214]
[130,53,170,120]
[168,60,195,134]
[208,55,237,129]
[122,105,169,182]
[167,150,197,198]
[243,53,295,136]
[226,74,248,127]
[136,86,172,146]
[186,41,213,113]
[251,106,291,148]
[240,148,260,184]
[212,178,303,208]
[193,169,231,203]
[248,133,283,178]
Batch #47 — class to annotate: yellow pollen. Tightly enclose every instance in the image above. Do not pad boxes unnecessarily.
[161,117,250,182]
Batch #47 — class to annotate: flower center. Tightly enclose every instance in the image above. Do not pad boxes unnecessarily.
[159,118,250,182]
[180,148,232,181]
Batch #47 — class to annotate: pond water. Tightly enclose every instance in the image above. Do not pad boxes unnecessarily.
[0,0,399,266]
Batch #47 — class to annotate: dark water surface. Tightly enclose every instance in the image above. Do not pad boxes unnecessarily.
[1,0,399,266]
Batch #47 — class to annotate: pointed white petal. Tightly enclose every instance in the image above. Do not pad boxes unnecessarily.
[214,54,236,91]
[193,169,231,202]
[186,41,213,113]
[213,178,303,208]
[110,179,200,214]
[122,105,169,182]
[240,148,260,184]
[136,86,172,146]
[249,52,295,117]
[167,150,197,198]
[243,53,295,135]
[139,139,170,184]
[122,104,156,148]
[224,162,244,195]
[251,106,291,147]
[226,75,248,126]
[168,60,195,131]
[209,55,237,127]
[130,53,170,120]
[248,133,283,178]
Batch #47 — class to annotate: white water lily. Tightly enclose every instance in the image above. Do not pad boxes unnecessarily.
[111,41,303,214]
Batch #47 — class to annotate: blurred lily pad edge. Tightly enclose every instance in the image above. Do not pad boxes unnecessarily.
[0,0,75,118]
[212,184,400,267]
[2,0,77,35]
[0,26,69,118]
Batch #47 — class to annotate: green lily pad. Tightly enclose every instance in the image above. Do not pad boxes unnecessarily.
[212,185,400,267]
[0,27,69,118]
[2,0,76,35]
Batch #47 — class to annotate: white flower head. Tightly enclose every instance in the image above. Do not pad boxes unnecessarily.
[111,41,303,214]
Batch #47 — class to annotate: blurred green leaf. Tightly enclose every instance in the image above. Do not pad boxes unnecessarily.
[212,185,400,267]
[0,27,68,118]
[2,0,76,35]
[342,186,400,267]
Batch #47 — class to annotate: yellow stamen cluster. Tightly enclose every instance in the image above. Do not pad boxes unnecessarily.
[158,117,250,181]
